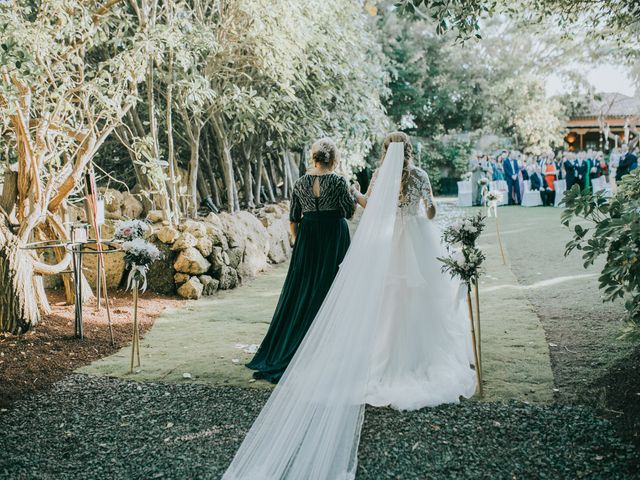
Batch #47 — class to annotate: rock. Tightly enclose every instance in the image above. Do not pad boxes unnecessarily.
[171,232,197,251]
[174,273,190,284]
[218,213,246,250]
[210,247,225,273]
[205,224,228,249]
[121,192,143,219]
[198,275,219,296]
[266,216,291,264]
[180,220,207,238]
[227,247,243,269]
[173,247,211,275]
[156,225,180,244]
[146,210,164,223]
[218,266,239,290]
[196,237,213,257]
[146,241,176,295]
[177,276,203,299]
[101,188,123,214]
[204,212,221,225]
[235,211,270,278]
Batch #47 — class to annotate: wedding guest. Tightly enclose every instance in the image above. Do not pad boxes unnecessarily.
[554,152,565,180]
[632,146,639,172]
[530,165,554,206]
[492,155,505,181]
[518,153,528,198]
[575,151,588,191]
[503,150,521,205]
[470,154,484,206]
[592,152,606,180]
[544,157,557,192]
[616,143,636,181]
[564,152,577,190]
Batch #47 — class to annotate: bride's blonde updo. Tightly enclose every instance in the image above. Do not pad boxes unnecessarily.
[380,131,415,196]
[310,137,340,171]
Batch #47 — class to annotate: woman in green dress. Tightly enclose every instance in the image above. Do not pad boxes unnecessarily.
[246,138,356,383]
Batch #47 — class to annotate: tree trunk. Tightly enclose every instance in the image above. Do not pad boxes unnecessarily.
[0,169,18,218]
[165,46,181,225]
[188,133,201,218]
[262,164,276,204]
[282,154,289,199]
[254,149,263,206]
[0,219,40,334]
[146,60,173,222]
[201,136,221,209]
[211,114,238,212]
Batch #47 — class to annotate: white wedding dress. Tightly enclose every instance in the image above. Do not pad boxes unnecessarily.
[223,143,476,480]
[366,167,477,410]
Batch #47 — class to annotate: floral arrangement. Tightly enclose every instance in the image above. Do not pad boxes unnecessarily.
[121,238,160,268]
[121,238,161,292]
[478,177,490,186]
[113,219,158,292]
[439,213,486,286]
[113,219,149,241]
[486,191,503,202]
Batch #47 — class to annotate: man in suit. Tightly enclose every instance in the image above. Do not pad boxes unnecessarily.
[617,144,638,181]
[575,151,589,191]
[503,150,521,205]
[564,153,577,189]
[530,165,555,206]
[554,152,564,180]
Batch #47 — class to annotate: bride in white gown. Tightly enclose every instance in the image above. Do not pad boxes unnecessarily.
[223,132,476,480]
[361,131,477,410]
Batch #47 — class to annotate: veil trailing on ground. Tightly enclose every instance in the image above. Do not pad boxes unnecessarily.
[222,143,405,480]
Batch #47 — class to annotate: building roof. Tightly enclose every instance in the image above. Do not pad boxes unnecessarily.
[584,92,640,118]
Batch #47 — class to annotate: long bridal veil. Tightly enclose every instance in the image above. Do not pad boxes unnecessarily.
[223,143,405,480]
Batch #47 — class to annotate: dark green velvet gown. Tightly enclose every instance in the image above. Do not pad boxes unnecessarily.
[246,174,356,383]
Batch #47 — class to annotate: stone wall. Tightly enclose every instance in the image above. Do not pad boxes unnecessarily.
[145,202,292,299]
[59,186,292,299]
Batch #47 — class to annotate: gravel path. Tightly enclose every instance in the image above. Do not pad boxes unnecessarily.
[1,375,637,479]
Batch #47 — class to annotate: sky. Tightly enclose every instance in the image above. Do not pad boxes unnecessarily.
[545,63,637,97]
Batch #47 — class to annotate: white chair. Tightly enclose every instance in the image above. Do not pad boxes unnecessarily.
[591,176,613,197]
[554,179,566,207]
[521,180,542,207]
[457,181,472,207]
[489,180,509,206]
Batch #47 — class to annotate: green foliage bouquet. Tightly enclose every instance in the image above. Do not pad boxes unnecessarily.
[439,213,486,286]
[562,173,640,337]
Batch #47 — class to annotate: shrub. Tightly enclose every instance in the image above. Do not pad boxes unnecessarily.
[561,172,640,337]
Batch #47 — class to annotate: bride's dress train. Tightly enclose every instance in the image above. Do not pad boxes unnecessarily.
[223,143,476,480]
[367,213,476,410]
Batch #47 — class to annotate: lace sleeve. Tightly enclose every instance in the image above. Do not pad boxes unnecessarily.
[420,170,435,209]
